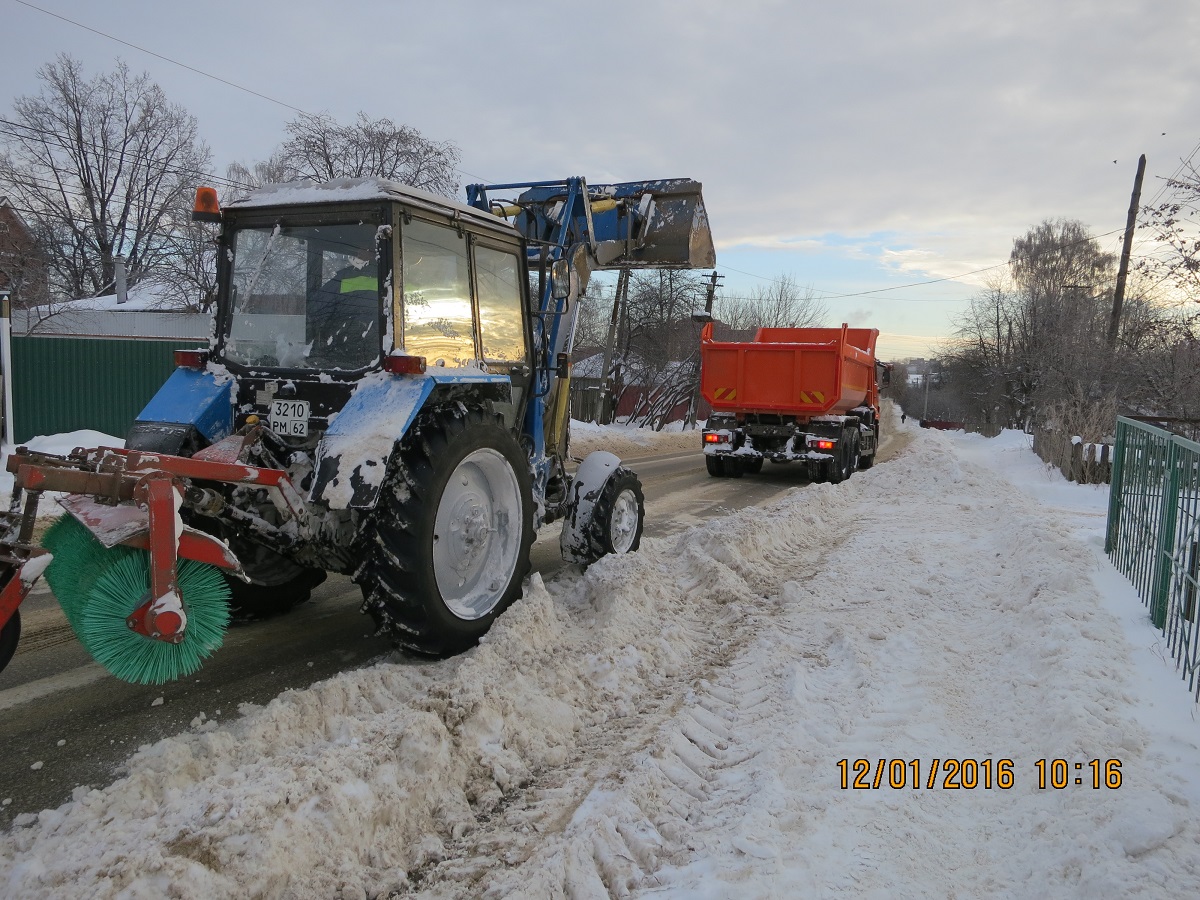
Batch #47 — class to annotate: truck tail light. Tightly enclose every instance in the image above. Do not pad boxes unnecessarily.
[383,353,426,375]
[174,349,209,369]
[812,439,835,451]
[703,433,722,444]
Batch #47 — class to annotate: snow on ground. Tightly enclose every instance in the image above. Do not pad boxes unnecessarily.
[3,422,1200,898]
[569,418,701,459]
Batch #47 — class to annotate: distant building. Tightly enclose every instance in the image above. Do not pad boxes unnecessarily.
[13,281,211,340]
[0,198,50,308]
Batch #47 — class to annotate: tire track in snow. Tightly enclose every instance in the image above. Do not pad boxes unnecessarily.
[398,490,864,898]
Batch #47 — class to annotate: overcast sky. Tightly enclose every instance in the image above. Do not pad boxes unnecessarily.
[5,0,1199,359]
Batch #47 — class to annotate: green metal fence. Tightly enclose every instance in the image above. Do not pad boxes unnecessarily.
[1106,416,1200,701]
[10,335,205,444]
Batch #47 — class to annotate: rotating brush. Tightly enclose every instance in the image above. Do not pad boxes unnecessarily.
[42,515,232,684]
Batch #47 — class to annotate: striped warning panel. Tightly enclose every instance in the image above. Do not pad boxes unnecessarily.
[713,387,738,401]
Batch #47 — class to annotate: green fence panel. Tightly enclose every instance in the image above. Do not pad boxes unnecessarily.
[11,336,205,444]
[1106,416,1200,701]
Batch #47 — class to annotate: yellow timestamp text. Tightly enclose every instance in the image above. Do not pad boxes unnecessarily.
[836,758,1124,790]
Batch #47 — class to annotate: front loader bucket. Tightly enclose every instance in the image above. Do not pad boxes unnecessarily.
[489,178,716,270]
[579,178,716,270]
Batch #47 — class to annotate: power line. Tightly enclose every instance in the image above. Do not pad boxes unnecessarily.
[12,0,492,186]
[716,226,1129,302]
[13,0,310,117]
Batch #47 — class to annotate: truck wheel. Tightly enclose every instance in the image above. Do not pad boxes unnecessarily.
[705,455,726,477]
[845,429,861,477]
[0,609,20,675]
[828,430,858,484]
[357,405,534,656]
[742,457,764,475]
[858,424,878,469]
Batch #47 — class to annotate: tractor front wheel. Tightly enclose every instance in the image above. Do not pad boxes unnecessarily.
[0,609,20,675]
[357,405,534,656]
[220,541,326,622]
[223,568,327,622]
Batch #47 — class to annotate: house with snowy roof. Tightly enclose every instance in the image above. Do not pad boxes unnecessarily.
[0,197,49,309]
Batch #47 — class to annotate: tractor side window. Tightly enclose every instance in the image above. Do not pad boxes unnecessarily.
[474,245,526,363]
[401,219,476,366]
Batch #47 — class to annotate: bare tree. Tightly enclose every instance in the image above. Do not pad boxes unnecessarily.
[0,55,212,303]
[245,112,461,197]
[747,275,828,329]
[936,218,1200,434]
[1142,159,1200,300]
[224,153,297,192]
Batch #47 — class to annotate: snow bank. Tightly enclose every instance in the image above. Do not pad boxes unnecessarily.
[3,426,1199,899]
[570,418,700,459]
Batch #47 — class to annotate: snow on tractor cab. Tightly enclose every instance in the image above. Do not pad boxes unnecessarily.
[0,175,715,683]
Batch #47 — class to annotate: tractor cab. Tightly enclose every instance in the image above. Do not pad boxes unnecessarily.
[203,180,535,446]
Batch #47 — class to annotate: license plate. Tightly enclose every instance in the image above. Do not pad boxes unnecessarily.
[269,399,309,437]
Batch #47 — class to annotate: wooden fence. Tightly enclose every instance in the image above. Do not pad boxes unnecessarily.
[1032,427,1113,485]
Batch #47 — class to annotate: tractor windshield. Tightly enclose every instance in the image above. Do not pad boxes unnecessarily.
[224,222,382,370]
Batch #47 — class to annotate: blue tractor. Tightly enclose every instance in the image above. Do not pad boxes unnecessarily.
[0,175,714,680]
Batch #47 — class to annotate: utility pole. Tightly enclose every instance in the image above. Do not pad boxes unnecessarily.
[702,269,721,317]
[687,271,722,428]
[0,290,13,449]
[1109,153,1146,350]
[598,268,629,424]
[923,365,932,421]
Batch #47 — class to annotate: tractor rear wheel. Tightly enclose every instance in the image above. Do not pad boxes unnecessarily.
[356,405,534,656]
[705,455,725,477]
[742,457,764,475]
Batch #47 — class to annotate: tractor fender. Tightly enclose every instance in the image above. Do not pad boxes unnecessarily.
[311,368,512,510]
[559,451,622,563]
[134,367,235,445]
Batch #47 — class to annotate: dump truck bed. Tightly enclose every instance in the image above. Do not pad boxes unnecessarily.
[699,323,879,416]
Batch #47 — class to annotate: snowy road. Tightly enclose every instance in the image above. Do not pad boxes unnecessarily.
[7,420,1197,899]
[0,437,844,828]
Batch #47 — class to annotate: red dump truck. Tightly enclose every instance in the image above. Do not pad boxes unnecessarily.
[698,322,890,481]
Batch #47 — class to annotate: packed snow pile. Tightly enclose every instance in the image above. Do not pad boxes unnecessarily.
[570,418,700,459]
[3,427,1200,898]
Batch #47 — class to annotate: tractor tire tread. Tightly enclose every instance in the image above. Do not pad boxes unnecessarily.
[355,404,534,657]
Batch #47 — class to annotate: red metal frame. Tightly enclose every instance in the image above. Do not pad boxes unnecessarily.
[4,441,303,644]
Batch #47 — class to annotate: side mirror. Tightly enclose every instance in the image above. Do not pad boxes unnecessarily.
[556,352,570,379]
[551,258,570,300]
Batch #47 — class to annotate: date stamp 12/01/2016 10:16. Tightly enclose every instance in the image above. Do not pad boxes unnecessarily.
[836,758,1124,791]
